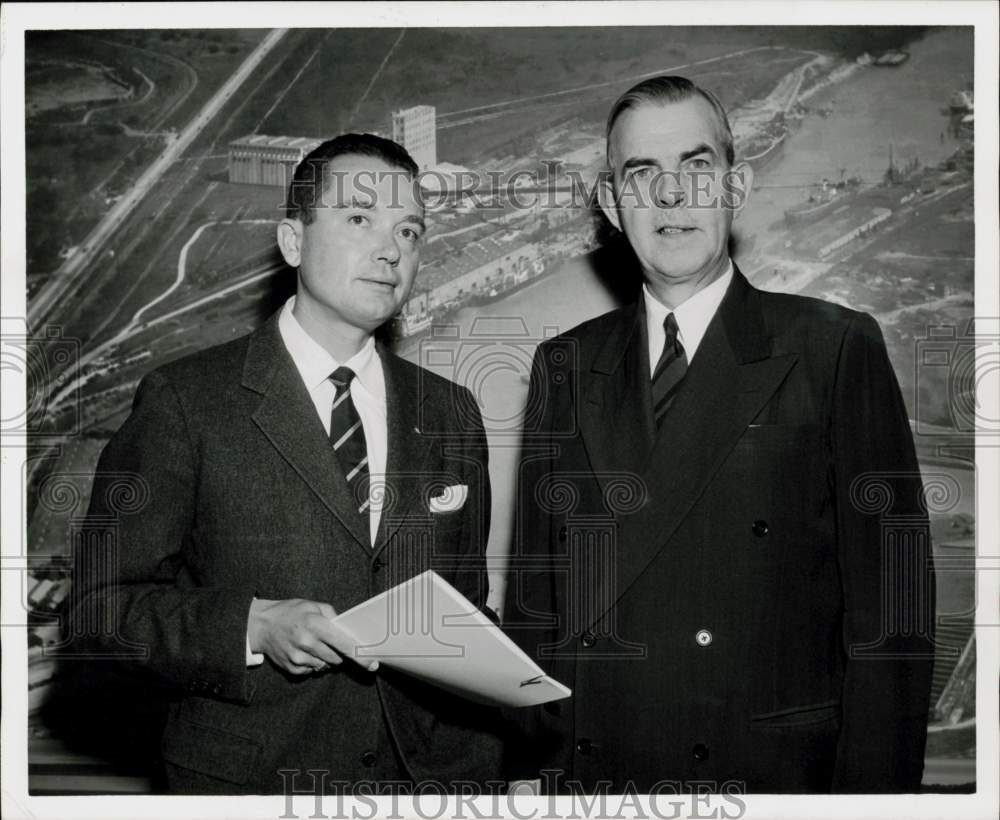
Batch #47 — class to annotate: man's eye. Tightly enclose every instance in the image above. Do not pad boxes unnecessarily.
[688,158,711,170]
[398,227,422,243]
[348,214,368,226]
[631,167,653,179]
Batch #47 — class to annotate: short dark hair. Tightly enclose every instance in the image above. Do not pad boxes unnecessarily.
[285,133,419,224]
[606,75,735,167]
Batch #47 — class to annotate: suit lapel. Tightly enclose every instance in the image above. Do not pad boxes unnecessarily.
[578,302,656,493]
[242,314,371,552]
[594,270,798,623]
[372,346,433,554]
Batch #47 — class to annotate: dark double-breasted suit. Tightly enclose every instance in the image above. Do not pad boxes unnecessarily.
[73,312,502,793]
[503,269,934,793]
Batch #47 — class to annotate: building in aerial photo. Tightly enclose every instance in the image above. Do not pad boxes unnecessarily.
[392,104,437,171]
[227,134,322,186]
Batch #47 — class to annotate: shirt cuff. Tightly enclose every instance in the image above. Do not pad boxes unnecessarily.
[246,597,264,666]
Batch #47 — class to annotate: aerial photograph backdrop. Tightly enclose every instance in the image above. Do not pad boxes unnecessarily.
[19,24,976,793]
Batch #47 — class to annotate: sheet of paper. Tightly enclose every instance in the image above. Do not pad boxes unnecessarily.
[332,570,571,708]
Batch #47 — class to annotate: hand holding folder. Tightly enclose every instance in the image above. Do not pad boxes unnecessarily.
[330,570,571,708]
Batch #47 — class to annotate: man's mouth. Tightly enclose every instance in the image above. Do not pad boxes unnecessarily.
[361,278,397,289]
[656,225,695,235]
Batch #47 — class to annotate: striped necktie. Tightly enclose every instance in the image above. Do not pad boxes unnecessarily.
[652,313,688,427]
[329,367,371,519]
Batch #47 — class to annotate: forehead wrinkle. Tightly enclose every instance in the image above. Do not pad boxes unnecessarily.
[319,156,418,208]
[607,99,729,171]
[335,195,375,209]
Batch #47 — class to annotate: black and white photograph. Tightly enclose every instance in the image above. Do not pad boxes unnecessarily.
[1,2,997,819]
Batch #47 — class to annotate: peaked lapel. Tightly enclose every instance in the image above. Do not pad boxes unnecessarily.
[578,301,656,492]
[593,270,798,624]
[371,345,433,555]
[242,314,371,552]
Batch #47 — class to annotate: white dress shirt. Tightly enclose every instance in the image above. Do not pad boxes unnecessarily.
[644,261,734,375]
[277,296,388,544]
[246,298,389,665]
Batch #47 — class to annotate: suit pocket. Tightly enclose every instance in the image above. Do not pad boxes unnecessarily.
[161,717,262,784]
[740,423,825,448]
[729,423,830,519]
[750,699,841,728]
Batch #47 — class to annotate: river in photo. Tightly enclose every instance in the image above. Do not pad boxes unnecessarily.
[741,27,973,244]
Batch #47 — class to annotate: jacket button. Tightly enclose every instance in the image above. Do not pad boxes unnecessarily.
[558,526,568,542]
[692,743,709,761]
[361,751,377,768]
[211,683,223,695]
[695,629,713,647]
[372,557,383,573]
[581,631,597,648]
[576,738,593,755]
[752,519,769,537]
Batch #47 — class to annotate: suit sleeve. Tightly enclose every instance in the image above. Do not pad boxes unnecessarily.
[70,371,257,703]
[447,384,493,615]
[504,343,557,634]
[501,343,560,780]
[830,313,935,792]
[379,380,504,784]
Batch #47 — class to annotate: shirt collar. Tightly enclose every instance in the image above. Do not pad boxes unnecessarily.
[643,261,733,362]
[278,297,384,404]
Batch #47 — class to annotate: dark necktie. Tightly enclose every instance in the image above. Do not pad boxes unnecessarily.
[329,367,371,519]
[651,313,688,427]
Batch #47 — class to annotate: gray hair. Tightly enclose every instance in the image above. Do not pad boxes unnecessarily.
[606,75,735,167]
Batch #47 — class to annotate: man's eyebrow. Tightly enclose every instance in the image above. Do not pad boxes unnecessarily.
[621,156,661,172]
[679,143,717,163]
[400,214,426,232]
[619,145,717,172]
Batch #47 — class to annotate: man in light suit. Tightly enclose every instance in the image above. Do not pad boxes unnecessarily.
[503,77,935,793]
[72,134,502,793]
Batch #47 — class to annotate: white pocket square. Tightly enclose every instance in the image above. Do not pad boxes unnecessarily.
[428,484,468,513]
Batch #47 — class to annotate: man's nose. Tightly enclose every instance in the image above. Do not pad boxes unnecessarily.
[372,233,401,266]
[654,171,686,208]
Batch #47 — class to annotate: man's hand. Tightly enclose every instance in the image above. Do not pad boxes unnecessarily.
[248,598,379,676]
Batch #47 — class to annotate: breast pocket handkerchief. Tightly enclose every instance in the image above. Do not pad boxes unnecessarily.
[428,484,468,514]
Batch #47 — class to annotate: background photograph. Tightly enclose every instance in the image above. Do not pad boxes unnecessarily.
[16,22,976,794]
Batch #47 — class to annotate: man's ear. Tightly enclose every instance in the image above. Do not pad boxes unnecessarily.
[276,218,303,267]
[728,161,755,219]
[597,173,622,232]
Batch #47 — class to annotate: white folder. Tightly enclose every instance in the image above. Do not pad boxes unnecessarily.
[331,569,571,708]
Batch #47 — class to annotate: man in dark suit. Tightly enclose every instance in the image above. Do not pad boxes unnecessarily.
[72,134,502,794]
[503,76,935,793]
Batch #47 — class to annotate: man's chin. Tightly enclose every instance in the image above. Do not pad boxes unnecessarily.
[644,265,725,289]
[367,308,403,331]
